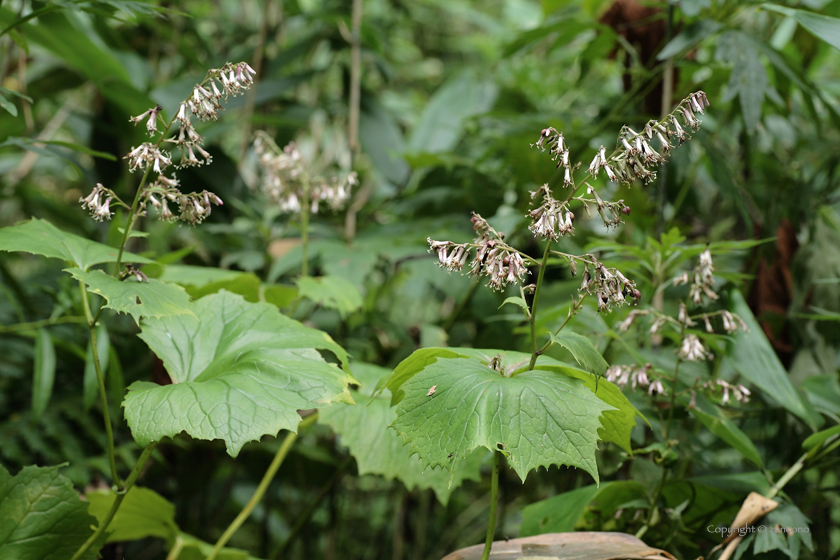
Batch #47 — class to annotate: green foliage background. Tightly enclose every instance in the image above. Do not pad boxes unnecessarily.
[1,0,840,559]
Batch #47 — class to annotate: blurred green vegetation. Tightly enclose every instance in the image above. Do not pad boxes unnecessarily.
[1,0,840,559]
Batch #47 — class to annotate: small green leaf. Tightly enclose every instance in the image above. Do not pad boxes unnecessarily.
[186,273,262,303]
[87,486,179,543]
[686,393,763,468]
[0,218,151,271]
[0,85,32,102]
[0,464,100,560]
[296,275,363,318]
[124,291,354,457]
[83,324,110,410]
[802,425,840,452]
[321,363,484,505]
[548,331,609,376]
[520,484,602,535]
[0,92,17,116]
[499,296,529,312]
[31,329,56,422]
[68,268,194,325]
[391,351,615,482]
[158,264,243,287]
[657,20,721,60]
[263,284,299,308]
[763,4,840,51]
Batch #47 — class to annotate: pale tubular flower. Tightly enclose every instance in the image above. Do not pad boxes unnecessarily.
[599,92,708,186]
[648,379,665,396]
[528,185,574,240]
[428,239,470,273]
[688,247,719,305]
[465,213,530,291]
[618,309,648,331]
[678,303,695,326]
[677,334,712,361]
[578,257,640,313]
[706,379,750,404]
[123,143,172,174]
[175,190,223,226]
[80,183,115,222]
[605,365,633,388]
[129,104,163,136]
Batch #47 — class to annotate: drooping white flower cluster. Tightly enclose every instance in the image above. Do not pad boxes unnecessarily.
[675,247,719,305]
[534,92,708,191]
[703,379,751,405]
[140,174,223,226]
[578,257,640,312]
[532,127,574,187]
[124,143,173,174]
[605,363,665,395]
[677,334,713,361]
[427,213,530,292]
[579,185,631,229]
[253,134,356,214]
[79,183,115,222]
[603,92,708,186]
[186,62,256,121]
[528,184,574,240]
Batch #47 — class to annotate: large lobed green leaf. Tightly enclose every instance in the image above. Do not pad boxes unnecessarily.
[0,464,99,560]
[124,291,355,457]
[320,363,484,505]
[0,218,151,271]
[388,350,619,482]
[69,268,194,325]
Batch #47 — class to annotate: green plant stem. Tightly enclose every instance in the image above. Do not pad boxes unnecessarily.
[300,176,311,277]
[480,450,503,560]
[533,295,586,358]
[79,281,121,489]
[766,452,807,500]
[272,455,352,559]
[207,413,319,560]
[636,468,667,540]
[112,166,151,278]
[442,279,480,331]
[664,322,686,441]
[70,443,156,560]
[0,315,86,333]
[527,241,552,370]
[166,535,185,560]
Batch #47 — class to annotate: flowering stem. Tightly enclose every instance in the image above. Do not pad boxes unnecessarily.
[533,295,586,359]
[480,450,503,560]
[112,166,152,278]
[664,322,685,441]
[70,443,156,560]
[300,175,311,278]
[207,413,318,560]
[527,241,552,370]
[79,281,121,489]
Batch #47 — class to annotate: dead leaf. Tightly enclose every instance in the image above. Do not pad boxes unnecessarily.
[440,532,676,560]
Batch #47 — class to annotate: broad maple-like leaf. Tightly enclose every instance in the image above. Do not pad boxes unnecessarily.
[320,363,484,505]
[389,350,616,482]
[0,218,151,270]
[69,268,194,324]
[0,464,100,560]
[124,291,355,456]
